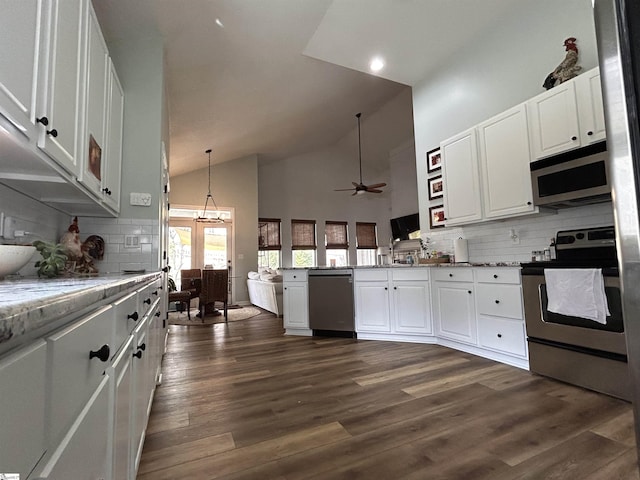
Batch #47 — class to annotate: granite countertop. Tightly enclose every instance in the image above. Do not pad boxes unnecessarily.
[0,272,161,354]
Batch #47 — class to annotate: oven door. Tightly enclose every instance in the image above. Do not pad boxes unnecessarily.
[522,273,626,355]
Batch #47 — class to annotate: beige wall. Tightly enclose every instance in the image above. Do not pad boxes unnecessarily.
[169,154,258,303]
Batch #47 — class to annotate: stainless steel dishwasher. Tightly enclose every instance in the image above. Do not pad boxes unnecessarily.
[308,269,355,336]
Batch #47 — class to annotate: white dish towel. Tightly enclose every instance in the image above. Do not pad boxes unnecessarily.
[544,268,610,324]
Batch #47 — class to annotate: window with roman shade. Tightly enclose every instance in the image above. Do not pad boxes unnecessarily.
[291,219,317,250]
[325,221,348,249]
[356,222,378,266]
[258,218,281,250]
[356,222,378,249]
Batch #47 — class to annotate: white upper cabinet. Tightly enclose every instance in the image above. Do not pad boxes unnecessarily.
[441,128,483,225]
[477,104,535,219]
[527,67,605,161]
[575,67,606,145]
[0,0,44,140]
[38,0,87,176]
[103,60,124,213]
[78,3,109,198]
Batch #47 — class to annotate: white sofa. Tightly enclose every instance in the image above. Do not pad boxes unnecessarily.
[247,275,283,316]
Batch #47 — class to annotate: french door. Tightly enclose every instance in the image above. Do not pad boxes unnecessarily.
[168,219,231,286]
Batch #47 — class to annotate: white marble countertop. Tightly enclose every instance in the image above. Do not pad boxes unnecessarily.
[0,272,161,353]
[282,262,522,270]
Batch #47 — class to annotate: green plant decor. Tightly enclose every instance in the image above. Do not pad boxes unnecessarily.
[33,240,69,278]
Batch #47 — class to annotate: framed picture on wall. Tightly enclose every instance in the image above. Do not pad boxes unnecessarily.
[429,205,446,229]
[428,175,444,200]
[427,147,442,173]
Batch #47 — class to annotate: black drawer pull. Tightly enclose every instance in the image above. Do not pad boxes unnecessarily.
[571,135,577,141]
[468,290,472,294]
[137,343,146,351]
[102,187,112,195]
[37,116,49,126]
[495,299,500,304]
[152,290,159,296]
[493,274,498,279]
[587,131,593,136]
[144,298,151,305]
[449,273,453,277]
[133,350,142,359]
[155,311,161,317]
[47,128,58,137]
[89,344,110,362]
[497,333,502,338]
[128,312,139,321]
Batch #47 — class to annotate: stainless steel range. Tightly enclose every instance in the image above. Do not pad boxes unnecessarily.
[521,226,630,400]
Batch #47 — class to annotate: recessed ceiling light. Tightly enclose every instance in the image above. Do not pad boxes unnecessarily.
[369,57,385,72]
[215,18,224,28]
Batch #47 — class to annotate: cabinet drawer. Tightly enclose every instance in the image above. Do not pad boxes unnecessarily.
[478,315,527,357]
[431,267,473,282]
[476,284,523,319]
[475,268,521,284]
[113,291,138,353]
[283,270,307,282]
[138,280,161,318]
[391,268,429,281]
[47,305,113,444]
[355,268,388,282]
[0,341,47,477]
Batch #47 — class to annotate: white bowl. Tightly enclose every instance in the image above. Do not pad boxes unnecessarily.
[0,245,37,279]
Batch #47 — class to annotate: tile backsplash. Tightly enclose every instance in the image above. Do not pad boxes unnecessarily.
[77,217,160,274]
[424,202,615,263]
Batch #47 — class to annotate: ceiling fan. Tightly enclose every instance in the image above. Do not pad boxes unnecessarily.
[335,112,387,195]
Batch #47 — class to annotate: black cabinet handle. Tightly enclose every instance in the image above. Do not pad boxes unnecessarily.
[47,128,58,137]
[155,311,161,317]
[587,131,593,136]
[128,312,139,321]
[493,274,498,279]
[468,290,472,294]
[384,287,388,290]
[133,350,142,359]
[527,201,532,205]
[144,298,151,305]
[159,285,164,290]
[89,344,110,362]
[497,333,502,338]
[571,135,577,141]
[102,187,112,195]
[37,116,49,126]
[162,266,170,273]
[137,343,146,351]
[449,273,453,277]
[394,286,397,290]
[152,290,159,296]
[495,299,500,304]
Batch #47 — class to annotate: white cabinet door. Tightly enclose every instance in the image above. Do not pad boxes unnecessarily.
[283,283,309,329]
[433,281,476,344]
[0,0,44,139]
[0,340,47,477]
[527,81,580,160]
[33,376,110,480]
[131,315,152,477]
[441,128,482,225]
[38,0,86,176]
[392,281,432,334]
[103,60,124,212]
[576,67,606,145]
[109,335,134,480]
[355,282,391,333]
[77,2,109,198]
[478,104,536,219]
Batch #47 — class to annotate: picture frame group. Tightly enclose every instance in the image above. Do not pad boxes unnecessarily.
[428,175,443,200]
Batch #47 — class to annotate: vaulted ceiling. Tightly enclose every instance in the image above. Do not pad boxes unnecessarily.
[93,0,520,177]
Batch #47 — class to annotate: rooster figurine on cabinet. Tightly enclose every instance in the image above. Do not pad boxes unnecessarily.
[543,37,581,90]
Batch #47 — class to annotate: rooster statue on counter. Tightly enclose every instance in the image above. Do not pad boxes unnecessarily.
[59,217,105,274]
[543,37,581,90]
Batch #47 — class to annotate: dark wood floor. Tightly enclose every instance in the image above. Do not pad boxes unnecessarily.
[137,310,639,479]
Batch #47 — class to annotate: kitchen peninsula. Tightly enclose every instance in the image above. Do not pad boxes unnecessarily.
[283,263,528,370]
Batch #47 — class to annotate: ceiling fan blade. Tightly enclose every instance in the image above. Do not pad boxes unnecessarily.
[352,191,359,196]
[366,189,384,193]
[352,181,360,188]
[366,183,387,189]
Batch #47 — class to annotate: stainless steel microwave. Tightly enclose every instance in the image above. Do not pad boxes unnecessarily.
[531,143,611,208]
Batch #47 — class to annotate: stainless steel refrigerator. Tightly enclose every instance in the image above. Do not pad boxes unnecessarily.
[594,0,640,466]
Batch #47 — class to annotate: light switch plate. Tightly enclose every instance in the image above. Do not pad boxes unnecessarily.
[130,192,152,206]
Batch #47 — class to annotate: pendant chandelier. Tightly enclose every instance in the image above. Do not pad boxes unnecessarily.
[197,148,224,223]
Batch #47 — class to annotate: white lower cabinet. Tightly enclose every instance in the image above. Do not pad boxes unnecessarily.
[283,270,310,334]
[355,268,432,337]
[2,275,165,480]
[432,268,476,345]
[32,376,110,480]
[0,340,47,477]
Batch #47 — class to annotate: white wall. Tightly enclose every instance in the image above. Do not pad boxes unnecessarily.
[259,89,415,266]
[170,154,259,303]
[412,0,602,260]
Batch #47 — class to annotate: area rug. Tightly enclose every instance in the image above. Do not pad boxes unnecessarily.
[168,306,262,326]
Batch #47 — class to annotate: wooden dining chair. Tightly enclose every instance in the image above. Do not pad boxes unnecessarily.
[198,269,229,321]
